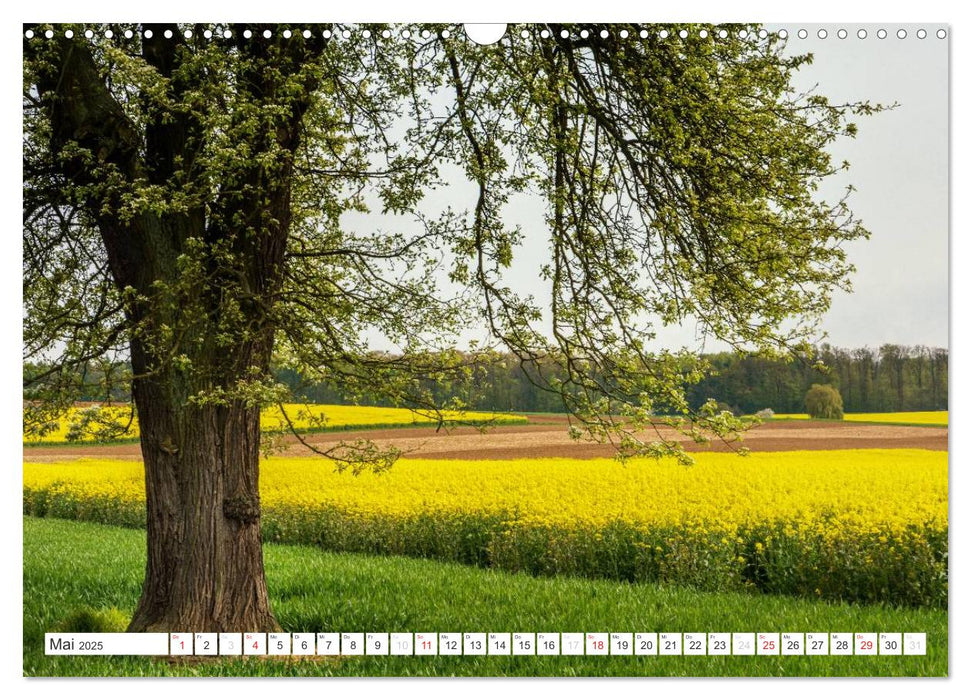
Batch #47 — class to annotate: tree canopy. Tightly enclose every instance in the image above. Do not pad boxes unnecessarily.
[24,23,875,463]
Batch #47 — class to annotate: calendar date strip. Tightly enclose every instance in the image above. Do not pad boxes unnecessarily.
[45,631,927,657]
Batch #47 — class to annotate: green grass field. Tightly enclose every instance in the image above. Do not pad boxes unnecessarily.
[23,517,946,677]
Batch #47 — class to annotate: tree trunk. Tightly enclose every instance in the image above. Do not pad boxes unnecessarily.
[30,28,318,635]
[127,369,279,633]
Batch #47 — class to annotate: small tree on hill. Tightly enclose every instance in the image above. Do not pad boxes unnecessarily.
[805,384,844,419]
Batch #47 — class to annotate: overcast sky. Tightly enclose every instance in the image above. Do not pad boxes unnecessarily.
[354,24,949,354]
[351,24,951,354]
[769,24,949,351]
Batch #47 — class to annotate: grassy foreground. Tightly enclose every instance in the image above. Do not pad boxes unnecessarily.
[24,517,946,677]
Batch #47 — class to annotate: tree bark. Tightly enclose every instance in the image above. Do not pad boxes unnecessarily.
[127,375,279,632]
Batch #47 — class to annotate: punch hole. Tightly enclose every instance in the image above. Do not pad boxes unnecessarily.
[464,23,506,45]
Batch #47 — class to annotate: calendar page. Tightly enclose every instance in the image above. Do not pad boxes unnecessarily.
[20,15,950,683]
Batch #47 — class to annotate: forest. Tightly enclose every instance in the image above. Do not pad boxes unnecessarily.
[27,344,947,417]
[287,344,948,415]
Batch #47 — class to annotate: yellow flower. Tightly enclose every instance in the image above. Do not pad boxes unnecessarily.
[23,403,526,444]
[23,447,947,583]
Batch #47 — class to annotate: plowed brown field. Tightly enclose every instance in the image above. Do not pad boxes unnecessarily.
[22,415,947,462]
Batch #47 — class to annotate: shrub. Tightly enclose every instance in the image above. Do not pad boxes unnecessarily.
[755,408,775,419]
[805,384,844,419]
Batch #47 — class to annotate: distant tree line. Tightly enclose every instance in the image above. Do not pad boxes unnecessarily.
[278,343,948,415]
[688,344,948,415]
[28,343,947,416]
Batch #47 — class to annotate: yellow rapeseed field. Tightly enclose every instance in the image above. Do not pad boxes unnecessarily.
[22,449,947,607]
[22,450,946,534]
[271,449,946,538]
[772,411,948,426]
[23,403,526,444]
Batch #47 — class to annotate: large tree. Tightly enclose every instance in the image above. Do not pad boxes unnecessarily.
[23,23,873,632]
